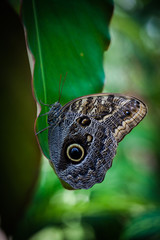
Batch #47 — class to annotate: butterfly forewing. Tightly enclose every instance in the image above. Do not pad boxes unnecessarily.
[62,93,147,143]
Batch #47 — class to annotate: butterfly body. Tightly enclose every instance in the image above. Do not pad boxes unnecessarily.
[48,93,147,190]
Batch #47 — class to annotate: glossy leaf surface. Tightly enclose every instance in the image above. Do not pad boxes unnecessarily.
[21,0,113,158]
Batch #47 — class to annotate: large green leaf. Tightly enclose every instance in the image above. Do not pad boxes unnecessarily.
[21,0,114,159]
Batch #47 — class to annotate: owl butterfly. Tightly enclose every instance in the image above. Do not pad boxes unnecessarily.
[45,93,147,190]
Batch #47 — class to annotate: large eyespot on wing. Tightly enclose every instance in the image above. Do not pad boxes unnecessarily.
[66,143,85,162]
[113,97,147,142]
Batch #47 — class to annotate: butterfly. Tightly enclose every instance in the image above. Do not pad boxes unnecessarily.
[45,93,147,190]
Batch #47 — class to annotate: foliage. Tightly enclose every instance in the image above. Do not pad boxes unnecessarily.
[1,0,160,239]
[22,0,113,159]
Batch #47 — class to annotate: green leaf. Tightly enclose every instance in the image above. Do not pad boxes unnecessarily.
[21,0,114,159]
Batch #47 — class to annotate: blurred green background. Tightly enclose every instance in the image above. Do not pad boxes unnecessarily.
[1,0,160,239]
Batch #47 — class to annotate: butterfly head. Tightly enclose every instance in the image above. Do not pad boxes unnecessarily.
[47,102,62,126]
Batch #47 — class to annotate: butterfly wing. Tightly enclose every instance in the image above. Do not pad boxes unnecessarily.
[63,93,147,142]
[48,93,147,190]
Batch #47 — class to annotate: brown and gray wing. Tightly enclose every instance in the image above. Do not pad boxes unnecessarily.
[63,93,147,143]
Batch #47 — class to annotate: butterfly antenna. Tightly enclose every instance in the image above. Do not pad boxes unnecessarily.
[59,72,68,103]
[39,99,52,107]
[35,125,51,135]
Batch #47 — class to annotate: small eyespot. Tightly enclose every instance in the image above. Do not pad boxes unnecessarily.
[124,110,131,116]
[66,144,85,162]
[77,116,91,127]
[86,134,93,143]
